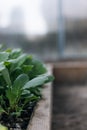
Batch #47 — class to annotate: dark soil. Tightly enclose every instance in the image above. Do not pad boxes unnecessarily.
[0,102,36,130]
[52,83,87,130]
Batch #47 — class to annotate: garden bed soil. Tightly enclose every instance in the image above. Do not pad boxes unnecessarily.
[0,102,36,130]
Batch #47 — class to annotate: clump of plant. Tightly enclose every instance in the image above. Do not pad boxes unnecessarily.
[0,48,54,130]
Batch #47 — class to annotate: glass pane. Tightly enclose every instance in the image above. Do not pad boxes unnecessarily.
[63,0,87,58]
[0,0,57,61]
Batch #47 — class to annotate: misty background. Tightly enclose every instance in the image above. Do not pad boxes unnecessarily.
[0,0,87,60]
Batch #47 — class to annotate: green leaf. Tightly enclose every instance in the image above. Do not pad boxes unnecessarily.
[22,65,33,74]
[8,54,28,71]
[29,87,41,96]
[0,63,11,86]
[13,74,29,89]
[0,107,6,114]
[10,67,23,82]
[2,68,11,86]
[6,74,29,108]
[0,95,5,106]
[28,59,47,79]
[0,75,6,88]
[23,94,39,107]
[0,52,9,62]
[0,62,5,71]
[27,95,39,102]
[22,90,31,96]
[6,88,16,108]
[0,124,8,130]
[45,75,54,83]
[5,48,12,53]
[9,48,22,59]
[11,111,22,117]
[16,54,29,67]
[23,74,53,89]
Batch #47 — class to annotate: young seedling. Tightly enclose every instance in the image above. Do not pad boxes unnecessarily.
[0,48,54,129]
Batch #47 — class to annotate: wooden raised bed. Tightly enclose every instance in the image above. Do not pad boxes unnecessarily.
[52,61,87,130]
[53,61,87,84]
[27,65,53,130]
[27,61,87,130]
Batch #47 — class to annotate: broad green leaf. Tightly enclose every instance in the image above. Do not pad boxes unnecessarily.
[0,63,11,86]
[22,65,33,74]
[4,61,11,67]
[23,74,53,89]
[29,87,41,96]
[6,88,16,108]
[45,75,54,83]
[16,54,30,67]
[26,95,39,102]
[0,107,6,114]
[28,59,47,79]
[13,74,29,89]
[0,124,8,130]
[23,94,39,107]
[8,54,28,71]
[9,48,22,59]
[1,68,11,86]
[0,75,6,87]
[0,52,9,62]
[10,67,23,82]
[11,111,22,117]
[22,90,31,96]
[2,68,11,86]
[0,95,5,106]
[0,62,5,71]
[6,74,29,107]
[5,48,12,53]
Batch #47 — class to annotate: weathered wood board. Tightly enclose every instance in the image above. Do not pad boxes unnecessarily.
[53,61,87,83]
[27,65,53,130]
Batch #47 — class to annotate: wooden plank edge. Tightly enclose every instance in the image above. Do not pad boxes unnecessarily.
[27,64,53,130]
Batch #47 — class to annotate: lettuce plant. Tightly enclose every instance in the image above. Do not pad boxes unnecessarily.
[0,48,54,129]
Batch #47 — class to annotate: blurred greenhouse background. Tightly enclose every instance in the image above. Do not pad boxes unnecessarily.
[0,0,87,60]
